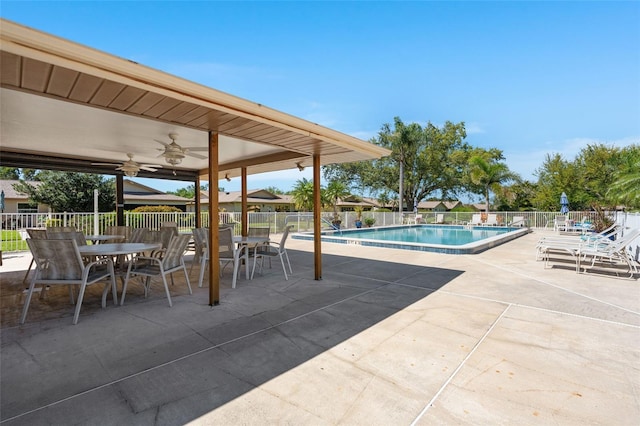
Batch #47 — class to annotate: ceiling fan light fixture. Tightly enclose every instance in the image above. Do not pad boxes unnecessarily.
[225,173,231,182]
[296,162,305,171]
[124,170,138,177]
[165,156,182,166]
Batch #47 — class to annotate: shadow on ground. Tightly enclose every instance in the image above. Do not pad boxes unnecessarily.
[1,249,463,424]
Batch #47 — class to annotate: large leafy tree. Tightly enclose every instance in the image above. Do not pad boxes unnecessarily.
[0,167,20,180]
[167,183,208,199]
[13,171,115,212]
[532,153,580,210]
[468,156,520,212]
[324,117,473,210]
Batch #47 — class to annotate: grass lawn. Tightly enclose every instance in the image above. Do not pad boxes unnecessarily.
[1,230,28,252]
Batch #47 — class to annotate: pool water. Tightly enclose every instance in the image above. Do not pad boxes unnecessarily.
[293,224,529,254]
[342,226,511,246]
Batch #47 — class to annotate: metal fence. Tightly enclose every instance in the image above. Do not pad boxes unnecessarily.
[2,211,639,257]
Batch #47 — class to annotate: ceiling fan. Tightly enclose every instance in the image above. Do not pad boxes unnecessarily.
[92,153,162,177]
[154,132,207,165]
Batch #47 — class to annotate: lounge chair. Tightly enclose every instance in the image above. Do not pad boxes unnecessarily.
[539,228,639,277]
[553,215,568,232]
[510,216,526,227]
[435,213,445,224]
[577,228,640,277]
[486,214,498,226]
[468,214,482,226]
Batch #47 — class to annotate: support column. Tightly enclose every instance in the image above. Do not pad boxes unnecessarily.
[116,175,124,226]
[208,132,220,306]
[241,167,248,236]
[313,154,322,280]
[195,174,201,228]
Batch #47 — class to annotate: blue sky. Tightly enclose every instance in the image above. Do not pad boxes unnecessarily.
[3,1,639,199]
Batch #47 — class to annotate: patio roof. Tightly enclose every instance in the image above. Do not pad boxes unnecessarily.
[0,19,390,182]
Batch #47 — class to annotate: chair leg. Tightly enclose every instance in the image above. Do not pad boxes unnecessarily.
[22,258,35,284]
[278,254,288,280]
[283,250,293,274]
[20,277,38,324]
[231,254,239,288]
[182,263,192,295]
[72,282,88,325]
[160,274,173,307]
[120,265,133,306]
[198,256,207,288]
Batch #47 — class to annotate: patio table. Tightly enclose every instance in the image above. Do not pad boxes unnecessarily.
[85,234,126,244]
[233,236,271,279]
[78,243,163,292]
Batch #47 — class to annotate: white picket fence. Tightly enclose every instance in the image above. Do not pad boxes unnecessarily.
[1,211,638,258]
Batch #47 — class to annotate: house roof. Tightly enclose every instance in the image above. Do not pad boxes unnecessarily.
[0,180,39,199]
[0,19,390,183]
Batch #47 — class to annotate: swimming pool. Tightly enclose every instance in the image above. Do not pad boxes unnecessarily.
[292,224,530,254]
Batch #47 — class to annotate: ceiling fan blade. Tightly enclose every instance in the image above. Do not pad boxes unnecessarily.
[92,162,122,166]
[185,147,208,152]
[186,152,207,160]
[153,139,169,147]
[139,166,159,172]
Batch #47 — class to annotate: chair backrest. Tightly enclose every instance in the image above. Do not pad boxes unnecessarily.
[161,221,178,229]
[512,216,525,226]
[555,215,567,224]
[46,230,87,246]
[46,226,76,233]
[27,238,84,280]
[486,214,498,224]
[159,227,178,249]
[142,229,162,244]
[278,225,292,250]
[192,227,209,250]
[105,225,132,242]
[218,227,236,259]
[471,214,481,223]
[27,228,48,239]
[129,228,149,243]
[436,214,444,223]
[248,227,270,239]
[162,234,191,270]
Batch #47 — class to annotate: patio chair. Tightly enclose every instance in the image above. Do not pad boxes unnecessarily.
[105,225,132,242]
[189,227,207,274]
[22,238,116,325]
[121,234,192,306]
[486,214,499,226]
[251,225,293,280]
[468,213,482,226]
[414,214,424,224]
[554,215,568,232]
[22,228,48,284]
[509,216,526,227]
[247,226,271,256]
[46,226,76,232]
[194,226,243,289]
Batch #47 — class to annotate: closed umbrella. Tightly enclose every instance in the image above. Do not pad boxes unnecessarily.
[0,189,5,213]
[560,192,569,214]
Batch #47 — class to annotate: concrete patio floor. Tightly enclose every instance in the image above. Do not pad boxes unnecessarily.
[1,230,639,425]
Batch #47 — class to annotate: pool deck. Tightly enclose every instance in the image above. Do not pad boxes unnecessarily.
[1,229,639,425]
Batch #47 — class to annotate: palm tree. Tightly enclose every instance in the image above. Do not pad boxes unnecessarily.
[290,178,314,211]
[607,157,640,209]
[469,156,520,212]
[324,180,350,223]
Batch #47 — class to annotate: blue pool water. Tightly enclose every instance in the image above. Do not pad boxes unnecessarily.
[293,224,529,254]
[341,226,511,246]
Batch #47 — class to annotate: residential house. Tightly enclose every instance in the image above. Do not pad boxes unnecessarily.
[123,180,190,211]
[193,189,296,213]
